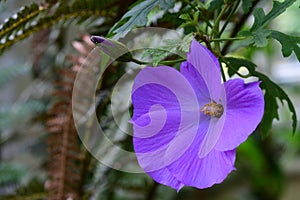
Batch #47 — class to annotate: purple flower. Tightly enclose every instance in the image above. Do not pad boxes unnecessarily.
[131,39,264,190]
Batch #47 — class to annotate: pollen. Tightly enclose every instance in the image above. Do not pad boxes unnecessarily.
[200,101,224,118]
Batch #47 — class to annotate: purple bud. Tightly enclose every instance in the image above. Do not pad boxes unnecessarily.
[91,35,105,44]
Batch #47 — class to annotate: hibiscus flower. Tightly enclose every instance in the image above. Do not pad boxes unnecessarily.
[131,39,264,190]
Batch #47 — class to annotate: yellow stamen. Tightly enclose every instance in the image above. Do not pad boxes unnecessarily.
[200,101,224,118]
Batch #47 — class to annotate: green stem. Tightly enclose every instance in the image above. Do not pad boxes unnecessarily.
[131,58,148,65]
[211,36,247,42]
[211,4,230,38]
[159,58,186,65]
[211,4,230,56]
[220,63,227,82]
[131,58,185,66]
[218,0,241,37]
[183,0,198,12]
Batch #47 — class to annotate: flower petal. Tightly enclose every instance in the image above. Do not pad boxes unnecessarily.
[215,79,264,151]
[132,84,180,152]
[132,66,200,172]
[180,61,210,106]
[167,116,236,189]
[148,168,184,191]
[187,39,223,101]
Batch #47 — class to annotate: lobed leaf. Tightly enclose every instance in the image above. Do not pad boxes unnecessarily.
[242,0,252,13]
[208,0,224,11]
[251,0,296,31]
[109,0,175,36]
[221,57,256,77]
[270,30,300,62]
[253,71,297,137]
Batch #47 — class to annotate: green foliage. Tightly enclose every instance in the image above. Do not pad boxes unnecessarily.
[241,0,252,13]
[109,0,175,37]
[222,57,297,138]
[238,137,284,199]
[0,0,115,54]
[270,30,300,61]
[251,0,296,31]
[254,71,297,137]
[0,163,26,186]
[0,64,30,88]
[208,0,224,11]
[0,99,46,131]
[240,0,298,51]
[2,178,47,200]
[0,4,44,40]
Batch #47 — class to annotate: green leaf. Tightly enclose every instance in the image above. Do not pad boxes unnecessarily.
[110,0,175,35]
[0,3,44,40]
[208,0,224,11]
[179,13,191,21]
[239,29,271,47]
[251,0,296,31]
[270,30,300,62]
[253,71,297,137]
[222,57,297,137]
[242,0,252,13]
[251,29,271,47]
[221,57,256,77]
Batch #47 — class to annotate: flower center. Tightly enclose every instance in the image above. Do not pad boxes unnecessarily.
[200,101,224,118]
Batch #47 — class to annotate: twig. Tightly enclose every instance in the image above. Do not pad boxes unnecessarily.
[221,0,261,55]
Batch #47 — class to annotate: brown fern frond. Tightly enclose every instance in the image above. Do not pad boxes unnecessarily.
[46,69,82,200]
[46,34,97,200]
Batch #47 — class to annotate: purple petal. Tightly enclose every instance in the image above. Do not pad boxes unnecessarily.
[132,66,200,172]
[180,61,210,106]
[167,116,236,189]
[215,79,264,151]
[197,114,226,158]
[187,39,223,101]
[132,84,181,152]
[148,168,184,191]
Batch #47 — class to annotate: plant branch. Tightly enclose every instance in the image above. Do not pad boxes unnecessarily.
[221,0,261,55]
[211,4,230,56]
[218,0,241,37]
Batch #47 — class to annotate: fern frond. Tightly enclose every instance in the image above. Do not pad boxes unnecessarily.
[46,69,83,200]
[0,0,116,54]
[0,4,46,39]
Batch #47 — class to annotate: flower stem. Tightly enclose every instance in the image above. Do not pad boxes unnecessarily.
[211,36,247,42]
[159,58,186,65]
[220,63,227,82]
[131,58,148,65]
[218,0,241,37]
[211,4,230,56]
[130,57,186,66]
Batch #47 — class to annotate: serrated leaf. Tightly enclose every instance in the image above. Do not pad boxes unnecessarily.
[270,30,300,62]
[221,57,256,77]
[242,0,252,13]
[251,29,271,47]
[110,0,175,35]
[222,57,297,137]
[251,0,296,31]
[208,0,224,11]
[239,29,271,47]
[253,71,297,137]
